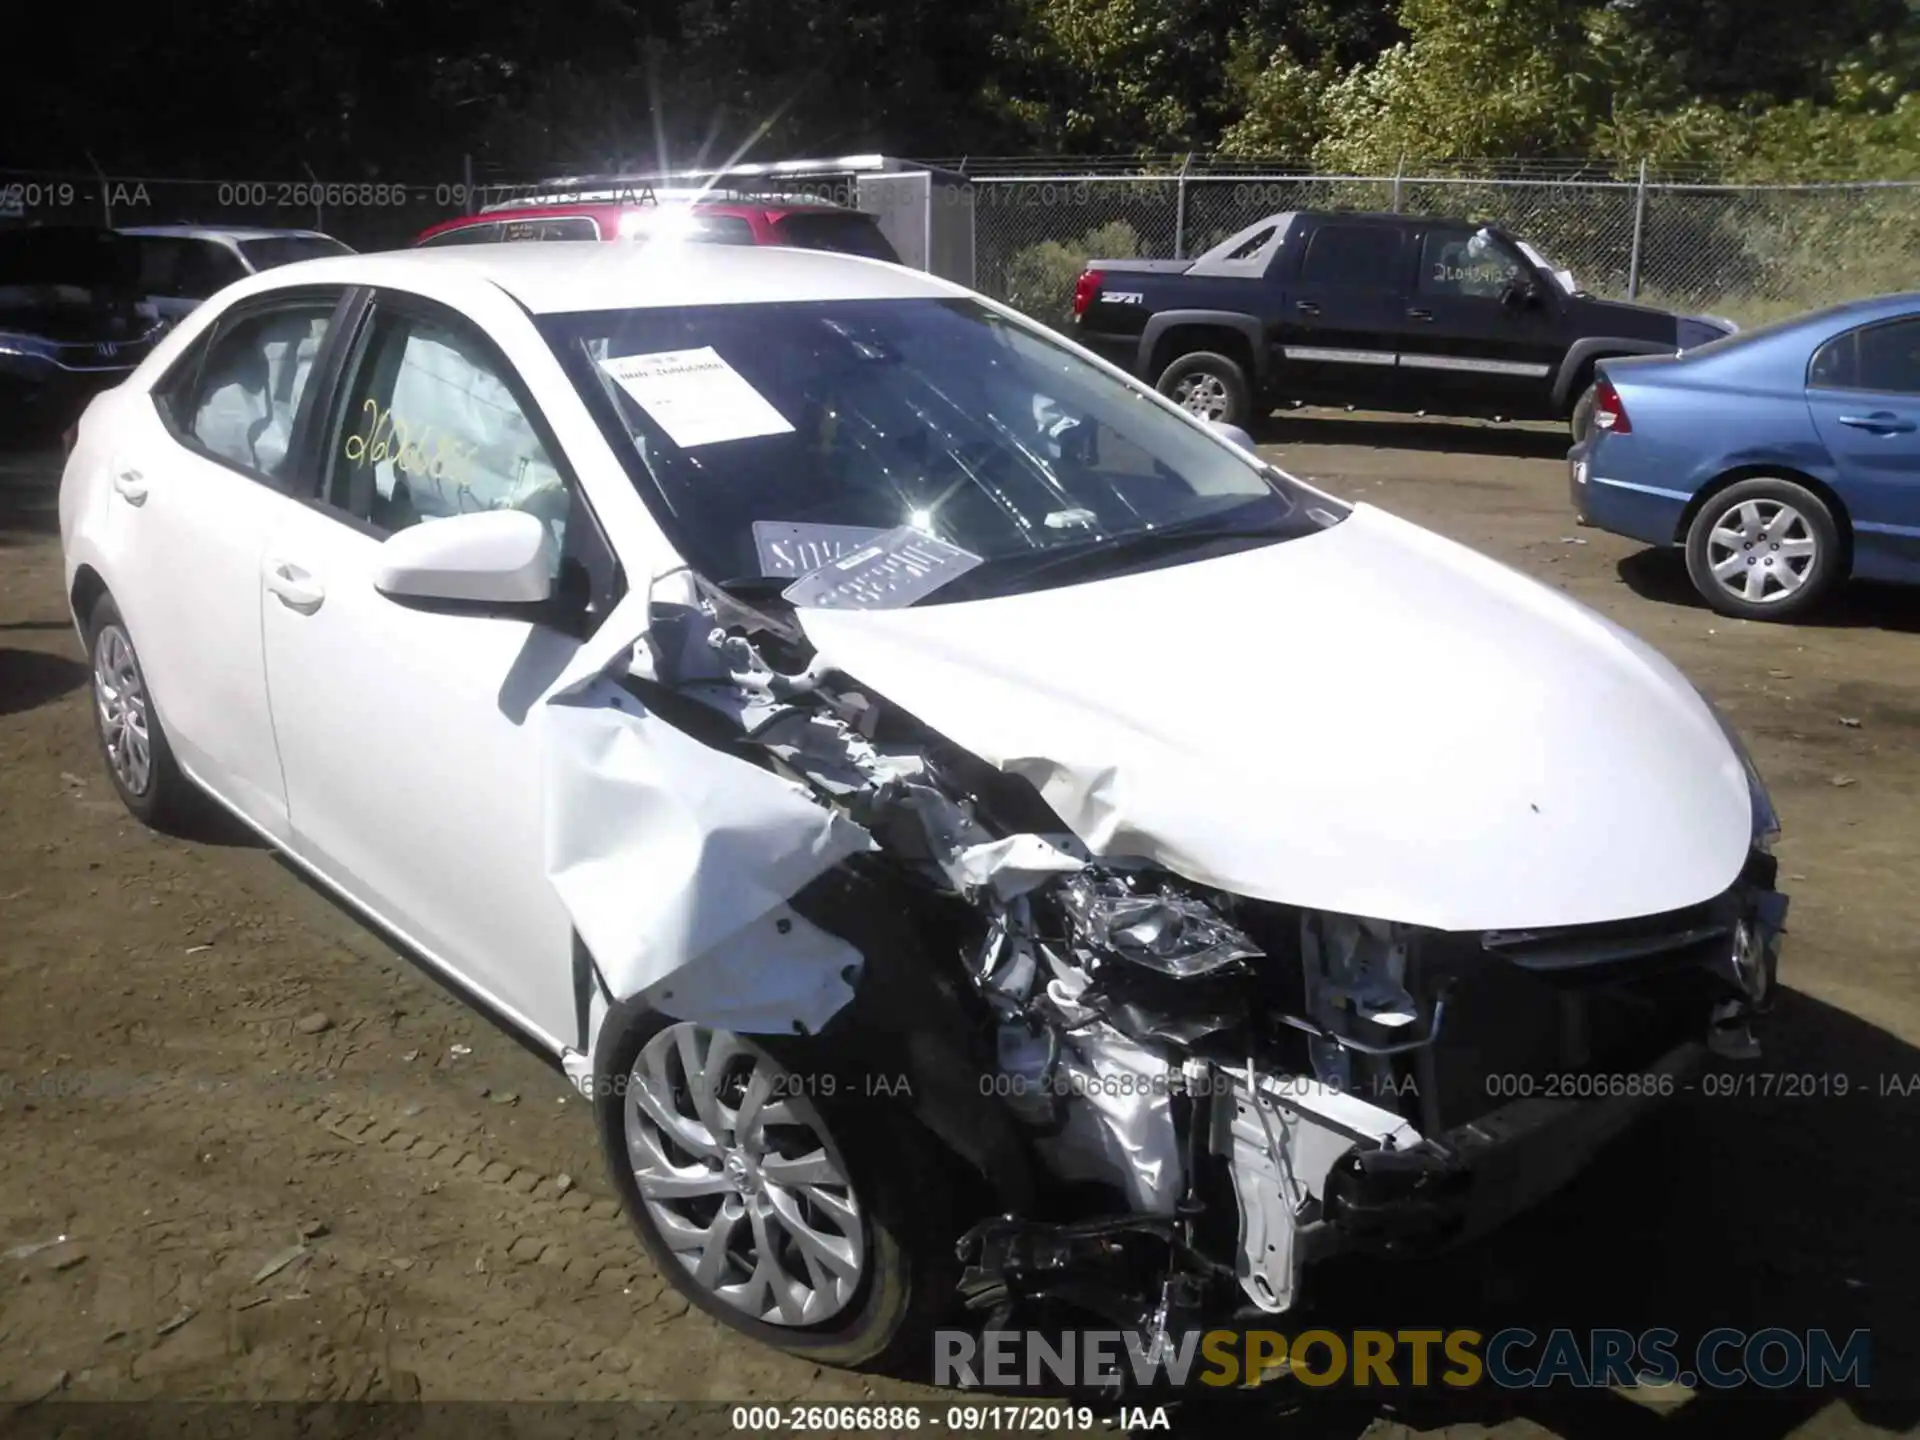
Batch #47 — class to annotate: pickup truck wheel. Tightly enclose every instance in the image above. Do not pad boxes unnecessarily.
[1156,352,1250,426]
[1683,477,1842,622]
[1569,384,1596,443]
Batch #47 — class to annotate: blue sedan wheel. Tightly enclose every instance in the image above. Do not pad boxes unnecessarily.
[1684,476,1842,622]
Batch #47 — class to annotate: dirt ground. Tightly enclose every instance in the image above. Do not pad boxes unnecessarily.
[2,412,1918,1438]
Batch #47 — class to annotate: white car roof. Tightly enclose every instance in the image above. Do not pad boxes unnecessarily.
[241,241,961,314]
[117,225,335,244]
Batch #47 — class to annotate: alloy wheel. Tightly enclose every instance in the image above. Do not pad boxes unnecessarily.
[623,1022,865,1326]
[1704,498,1818,606]
[1171,372,1231,420]
[92,623,152,796]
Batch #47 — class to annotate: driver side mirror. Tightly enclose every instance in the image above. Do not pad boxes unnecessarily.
[1504,276,1544,309]
[374,508,555,607]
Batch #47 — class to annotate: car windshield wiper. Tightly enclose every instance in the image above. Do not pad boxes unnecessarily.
[985,514,1285,587]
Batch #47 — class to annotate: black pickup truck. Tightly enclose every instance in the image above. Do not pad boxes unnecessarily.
[1071,209,1737,437]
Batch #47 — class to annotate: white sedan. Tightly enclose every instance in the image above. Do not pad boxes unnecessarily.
[60,241,1788,1371]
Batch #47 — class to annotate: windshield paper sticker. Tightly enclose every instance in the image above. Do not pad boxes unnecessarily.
[597,347,795,449]
[752,521,892,578]
[781,526,985,610]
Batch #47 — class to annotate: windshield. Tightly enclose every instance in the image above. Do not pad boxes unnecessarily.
[237,235,352,270]
[543,297,1338,606]
[772,212,901,264]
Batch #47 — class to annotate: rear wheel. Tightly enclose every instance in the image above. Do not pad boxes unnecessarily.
[594,1005,956,1370]
[86,593,196,827]
[1684,477,1842,621]
[1155,351,1251,427]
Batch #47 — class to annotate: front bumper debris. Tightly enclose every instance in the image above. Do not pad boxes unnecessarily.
[1318,1039,1707,1254]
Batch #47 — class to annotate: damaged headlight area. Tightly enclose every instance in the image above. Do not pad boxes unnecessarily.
[1058,871,1261,979]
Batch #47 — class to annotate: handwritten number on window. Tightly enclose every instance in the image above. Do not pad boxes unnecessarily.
[343,398,478,490]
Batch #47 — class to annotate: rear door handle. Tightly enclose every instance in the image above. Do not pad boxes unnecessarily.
[1837,412,1916,434]
[1294,301,1319,316]
[111,468,148,505]
[1407,308,1434,322]
[264,560,325,614]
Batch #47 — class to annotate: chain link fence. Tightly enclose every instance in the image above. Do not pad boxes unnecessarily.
[7,158,1917,331]
[965,166,1920,328]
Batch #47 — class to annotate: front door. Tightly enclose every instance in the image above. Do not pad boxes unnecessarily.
[260,293,604,1048]
[1397,226,1562,418]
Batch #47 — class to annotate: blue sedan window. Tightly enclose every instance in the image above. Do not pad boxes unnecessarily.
[1809,332,1854,389]
[1810,318,1920,395]
[1857,319,1920,395]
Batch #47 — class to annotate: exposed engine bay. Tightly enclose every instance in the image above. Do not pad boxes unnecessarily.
[552,565,1789,1338]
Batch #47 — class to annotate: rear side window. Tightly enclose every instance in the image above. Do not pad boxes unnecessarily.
[1297,225,1405,288]
[415,222,502,247]
[1810,319,1920,394]
[1856,319,1920,395]
[773,212,900,263]
[162,301,337,481]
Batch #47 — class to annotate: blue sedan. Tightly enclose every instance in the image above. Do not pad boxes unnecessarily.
[1569,292,1920,620]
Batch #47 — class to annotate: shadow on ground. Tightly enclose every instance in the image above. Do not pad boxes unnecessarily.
[0,647,87,717]
[1618,548,1920,636]
[1255,412,1572,462]
[0,441,64,548]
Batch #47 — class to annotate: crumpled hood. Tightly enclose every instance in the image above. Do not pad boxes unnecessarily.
[798,503,1753,932]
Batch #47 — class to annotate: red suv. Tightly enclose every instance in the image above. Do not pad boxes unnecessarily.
[411,193,902,262]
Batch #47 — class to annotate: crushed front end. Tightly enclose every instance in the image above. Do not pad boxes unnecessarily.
[547,569,1788,1342]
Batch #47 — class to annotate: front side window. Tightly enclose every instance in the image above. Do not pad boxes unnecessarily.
[1420,229,1524,299]
[545,297,1339,606]
[323,307,570,561]
[1298,225,1405,288]
[173,301,336,479]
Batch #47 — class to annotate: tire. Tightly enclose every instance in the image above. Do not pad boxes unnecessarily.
[1684,476,1843,622]
[1569,382,1595,443]
[1155,351,1251,427]
[85,593,196,828]
[593,1003,957,1371]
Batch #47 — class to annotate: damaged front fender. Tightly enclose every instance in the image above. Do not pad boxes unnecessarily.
[540,586,876,1037]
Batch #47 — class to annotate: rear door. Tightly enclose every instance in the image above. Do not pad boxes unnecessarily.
[1807,316,1920,563]
[1270,219,1409,409]
[1397,225,1561,416]
[98,288,348,837]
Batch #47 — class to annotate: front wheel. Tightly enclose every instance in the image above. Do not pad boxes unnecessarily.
[1155,351,1252,427]
[594,1005,956,1370]
[1684,477,1843,621]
